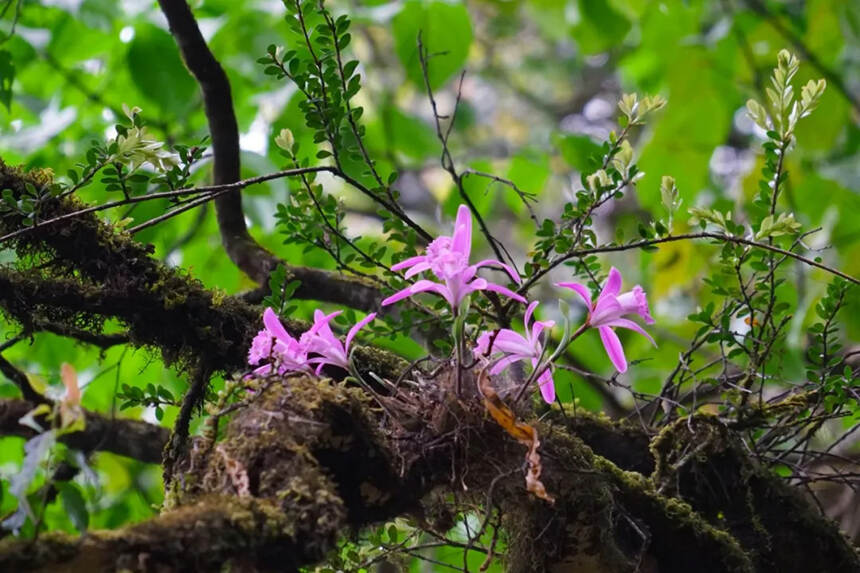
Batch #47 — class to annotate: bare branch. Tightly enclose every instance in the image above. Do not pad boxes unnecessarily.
[521,231,859,292]
[0,354,43,403]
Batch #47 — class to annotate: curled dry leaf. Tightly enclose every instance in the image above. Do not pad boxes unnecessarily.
[61,362,80,406]
[476,369,555,504]
[59,362,84,432]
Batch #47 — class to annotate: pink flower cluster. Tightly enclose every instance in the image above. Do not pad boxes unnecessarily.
[247,204,656,404]
[382,205,525,308]
[248,307,375,377]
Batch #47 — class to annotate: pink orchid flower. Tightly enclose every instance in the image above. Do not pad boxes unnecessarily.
[248,307,317,376]
[557,267,656,373]
[382,204,526,309]
[306,309,376,374]
[474,301,557,403]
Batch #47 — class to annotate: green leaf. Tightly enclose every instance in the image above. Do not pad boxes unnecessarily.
[571,0,631,55]
[342,59,359,78]
[369,104,438,161]
[553,134,602,173]
[392,0,472,90]
[126,24,197,115]
[0,50,15,110]
[57,482,89,533]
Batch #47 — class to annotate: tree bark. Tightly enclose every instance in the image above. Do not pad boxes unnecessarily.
[1,375,856,572]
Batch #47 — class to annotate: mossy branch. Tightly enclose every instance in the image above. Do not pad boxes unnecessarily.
[5,377,849,572]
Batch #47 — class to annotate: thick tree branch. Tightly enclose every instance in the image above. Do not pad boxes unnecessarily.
[156,0,280,286]
[0,267,406,383]
[2,376,854,572]
[0,397,168,464]
[0,268,260,373]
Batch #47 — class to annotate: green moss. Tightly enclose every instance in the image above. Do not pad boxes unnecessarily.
[211,288,228,307]
[351,345,409,379]
[593,454,754,573]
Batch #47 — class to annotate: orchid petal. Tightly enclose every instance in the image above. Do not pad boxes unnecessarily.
[600,267,622,299]
[458,277,486,306]
[403,261,433,279]
[252,364,273,376]
[263,307,293,343]
[524,301,539,330]
[492,329,533,356]
[489,354,524,375]
[531,319,554,345]
[345,313,376,351]
[307,356,343,373]
[391,255,427,272]
[557,282,592,309]
[472,259,521,284]
[382,280,454,307]
[312,310,343,349]
[460,264,477,283]
[598,326,627,373]
[590,295,623,327]
[616,285,655,325]
[474,331,494,357]
[536,366,555,404]
[382,286,417,306]
[603,318,657,347]
[248,331,273,365]
[451,204,472,260]
[478,281,528,304]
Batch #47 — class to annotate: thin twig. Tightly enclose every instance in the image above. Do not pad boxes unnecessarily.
[520,232,858,290]
[0,166,335,245]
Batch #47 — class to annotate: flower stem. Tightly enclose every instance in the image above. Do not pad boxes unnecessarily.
[453,306,463,396]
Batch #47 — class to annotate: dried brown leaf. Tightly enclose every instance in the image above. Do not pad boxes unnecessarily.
[477,370,554,503]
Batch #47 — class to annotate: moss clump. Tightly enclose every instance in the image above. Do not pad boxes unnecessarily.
[593,454,755,573]
[351,345,409,380]
[645,414,859,572]
[544,405,656,474]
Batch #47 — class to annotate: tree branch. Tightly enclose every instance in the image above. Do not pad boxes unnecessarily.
[0,354,43,403]
[30,319,129,349]
[521,231,858,293]
[156,0,281,286]
[2,376,854,572]
[0,397,167,464]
